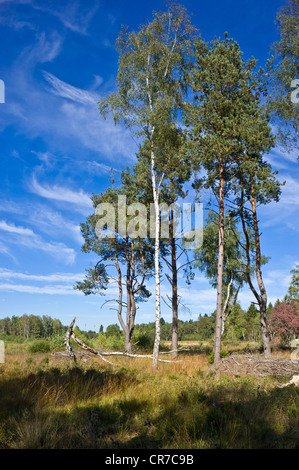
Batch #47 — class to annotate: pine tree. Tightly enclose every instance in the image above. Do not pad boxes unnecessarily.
[185,34,280,362]
[194,210,247,339]
[185,35,270,362]
[235,155,282,356]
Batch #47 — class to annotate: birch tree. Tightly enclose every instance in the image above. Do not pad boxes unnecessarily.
[99,3,195,369]
[266,0,299,150]
[134,131,197,359]
[75,170,153,354]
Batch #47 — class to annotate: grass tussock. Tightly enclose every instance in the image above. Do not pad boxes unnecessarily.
[0,343,298,449]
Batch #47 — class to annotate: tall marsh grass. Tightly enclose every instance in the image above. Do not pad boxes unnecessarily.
[0,346,298,449]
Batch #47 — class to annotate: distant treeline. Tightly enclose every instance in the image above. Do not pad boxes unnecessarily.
[1,298,297,346]
[103,302,268,344]
[0,304,261,343]
[0,314,66,339]
[130,303,265,344]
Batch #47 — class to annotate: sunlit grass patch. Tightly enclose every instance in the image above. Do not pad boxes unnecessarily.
[0,348,298,449]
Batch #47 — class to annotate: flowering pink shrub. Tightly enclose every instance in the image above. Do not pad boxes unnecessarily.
[269,301,299,344]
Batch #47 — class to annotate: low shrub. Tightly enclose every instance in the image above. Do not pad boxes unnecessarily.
[105,334,125,351]
[28,339,51,353]
[95,333,125,351]
[0,333,26,343]
[49,336,65,352]
[132,332,154,350]
[208,349,229,364]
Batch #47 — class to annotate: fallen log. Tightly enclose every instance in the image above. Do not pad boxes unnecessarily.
[64,318,181,365]
[277,375,299,388]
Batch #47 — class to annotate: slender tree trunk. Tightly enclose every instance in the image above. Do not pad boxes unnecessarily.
[221,275,233,338]
[125,330,132,354]
[150,135,161,371]
[168,179,179,360]
[127,291,137,354]
[250,185,271,357]
[125,235,132,353]
[170,213,178,359]
[240,182,271,357]
[214,157,225,364]
[115,248,129,351]
[145,63,161,370]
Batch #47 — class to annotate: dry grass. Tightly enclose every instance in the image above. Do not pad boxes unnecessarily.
[0,343,298,449]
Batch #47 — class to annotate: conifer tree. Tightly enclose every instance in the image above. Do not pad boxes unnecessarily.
[236,158,282,357]
[194,210,247,338]
[185,34,279,362]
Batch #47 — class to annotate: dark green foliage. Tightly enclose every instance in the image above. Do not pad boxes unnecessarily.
[28,340,51,353]
[197,313,216,341]
[266,0,299,149]
[287,264,299,302]
[74,264,109,296]
[208,350,229,364]
[184,33,277,361]
[105,324,122,338]
[132,331,154,350]
[0,315,65,339]
[194,210,247,300]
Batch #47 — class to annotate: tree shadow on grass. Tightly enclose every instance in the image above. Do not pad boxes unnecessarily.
[0,366,139,420]
[0,366,298,449]
[154,381,299,449]
[0,366,159,449]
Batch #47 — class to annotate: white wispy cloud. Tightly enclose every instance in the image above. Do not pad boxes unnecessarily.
[29,174,92,209]
[84,160,121,175]
[0,241,16,262]
[2,67,137,162]
[259,174,299,233]
[20,31,63,65]
[0,220,34,236]
[0,283,81,295]
[0,21,137,163]
[29,206,84,244]
[43,71,98,105]
[279,176,299,207]
[0,268,85,283]
[41,71,137,160]
[0,200,24,214]
[0,0,99,35]
[57,99,137,160]
[0,268,86,295]
[0,199,84,244]
[32,0,99,35]
[0,220,76,264]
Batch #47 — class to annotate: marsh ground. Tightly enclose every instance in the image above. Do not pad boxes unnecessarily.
[0,341,298,449]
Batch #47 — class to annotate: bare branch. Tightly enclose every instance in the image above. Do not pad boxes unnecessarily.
[63,317,77,363]
[64,318,181,365]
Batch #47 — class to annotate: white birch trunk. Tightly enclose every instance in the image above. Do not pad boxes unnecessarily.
[151,138,161,370]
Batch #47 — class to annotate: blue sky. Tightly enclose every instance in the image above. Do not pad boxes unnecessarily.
[0,0,298,332]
